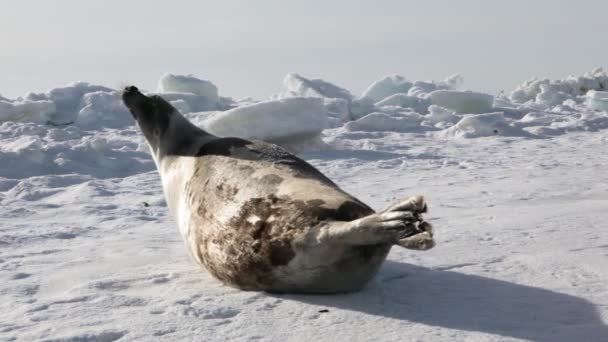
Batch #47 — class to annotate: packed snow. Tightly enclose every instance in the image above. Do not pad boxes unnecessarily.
[2,69,608,341]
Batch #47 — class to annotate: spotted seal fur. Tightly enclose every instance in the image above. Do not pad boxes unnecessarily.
[122,86,435,293]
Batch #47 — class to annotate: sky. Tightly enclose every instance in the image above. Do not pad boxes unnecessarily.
[1,0,606,100]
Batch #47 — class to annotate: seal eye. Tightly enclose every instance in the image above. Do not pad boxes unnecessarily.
[154,128,160,137]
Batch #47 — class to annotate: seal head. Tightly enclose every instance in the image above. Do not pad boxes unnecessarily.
[123,86,174,153]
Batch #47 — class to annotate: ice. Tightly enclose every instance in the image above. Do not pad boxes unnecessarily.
[344,112,423,132]
[438,112,532,138]
[157,73,220,108]
[27,82,114,125]
[360,75,412,102]
[429,90,494,114]
[510,68,608,105]
[374,93,427,111]
[202,97,328,145]
[75,91,134,130]
[0,82,112,125]
[157,91,222,112]
[0,122,152,179]
[587,90,608,111]
[422,105,459,129]
[0,97,56,124]
[283,73,352,100]
[3,69,608,342]
[323,98,351,121]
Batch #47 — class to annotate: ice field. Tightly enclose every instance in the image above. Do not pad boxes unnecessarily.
[1,69,608,341]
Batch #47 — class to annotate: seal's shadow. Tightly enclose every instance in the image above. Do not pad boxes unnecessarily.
[276,261,608,342]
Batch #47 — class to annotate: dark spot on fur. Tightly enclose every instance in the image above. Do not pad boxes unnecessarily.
[268,240,296,266]
[239,165,255,174]
[260,174,284,186]
[215,183,239,201]
[306,199,325,207]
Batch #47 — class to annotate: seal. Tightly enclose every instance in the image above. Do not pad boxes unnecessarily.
[122,86,435,293]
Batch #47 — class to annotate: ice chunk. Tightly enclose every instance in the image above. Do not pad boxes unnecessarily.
[422,105,459,129]
[408,81,438,97]
[443,74,464,90]
[586,90,608,111]
[21,82,113,125]
[157,92,219,112]
[375,94,419,108]
[510,68,608,104]
[202,97,328,145]
[324,98,351,121]
[429,90,494,113]
[361,75,412,102]
[283,73,352,100]
[157,73,219,107]
[75,91,134,130]
[0,98,56,124]
[349,97,377,120]
[438,112,531,138]
[344,112,423,132]
[517,112,565,127]
[0,121,153,179]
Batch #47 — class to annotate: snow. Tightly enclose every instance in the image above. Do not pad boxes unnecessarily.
[2,69,608,341]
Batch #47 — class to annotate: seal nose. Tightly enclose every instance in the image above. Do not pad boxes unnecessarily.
[122,85,144,108]
[123,86,139,98]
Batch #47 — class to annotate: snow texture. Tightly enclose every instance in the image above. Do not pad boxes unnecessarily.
[1,69,608,341]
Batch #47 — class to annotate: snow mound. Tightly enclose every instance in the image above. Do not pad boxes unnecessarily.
[0,97,56,124]
[430,90,494,114]
[422,105,460,129]
[283,73,353,101]
[157,74,219,106]
[361,75,412,102]
[202,97,328,145]
[586,90,608,111]
[0,122,152,179]
[438,112,531,139]
[75,91,134,130]
[510,68,608,104]
[345,112,423,132]
[0,82,114,126]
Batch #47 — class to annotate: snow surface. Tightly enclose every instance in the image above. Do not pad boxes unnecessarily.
[2,70,608,341]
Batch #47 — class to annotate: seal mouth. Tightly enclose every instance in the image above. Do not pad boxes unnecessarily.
[122,86,145,119]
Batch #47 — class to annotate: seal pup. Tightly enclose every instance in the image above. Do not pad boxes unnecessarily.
[122,86,435,293]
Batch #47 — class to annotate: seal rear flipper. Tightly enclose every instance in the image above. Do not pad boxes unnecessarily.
[313,195,435,250]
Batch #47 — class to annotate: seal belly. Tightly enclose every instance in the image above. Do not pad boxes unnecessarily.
[181,155,379,290]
